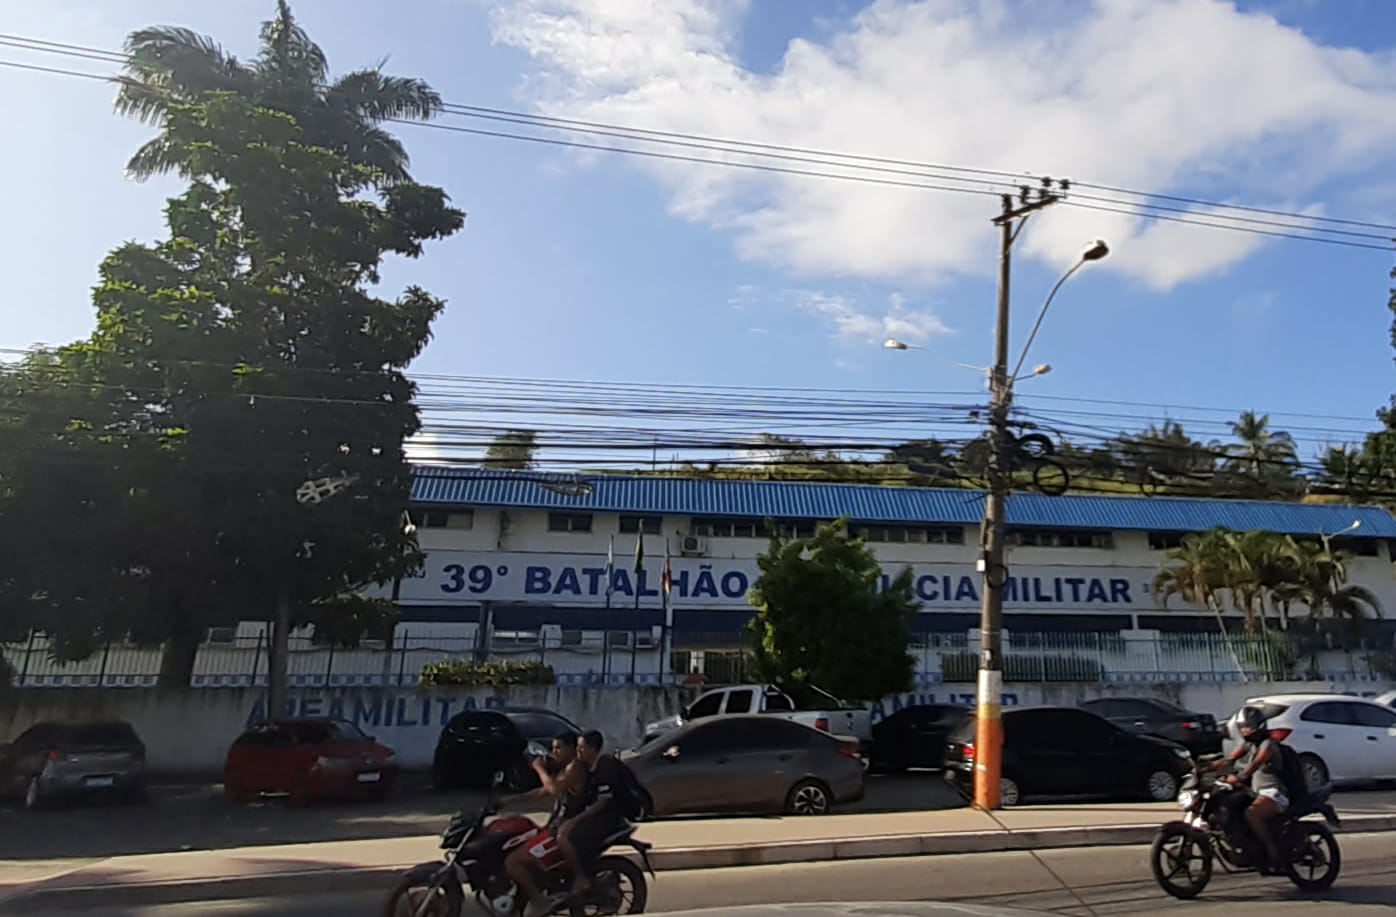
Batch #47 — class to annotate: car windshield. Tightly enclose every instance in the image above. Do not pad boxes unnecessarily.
[60,723,139,747]
[507,712,576,739]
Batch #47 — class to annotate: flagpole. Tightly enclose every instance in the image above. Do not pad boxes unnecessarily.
[631,523,644,683]
[605,535,615,610]
[661,535,673,684]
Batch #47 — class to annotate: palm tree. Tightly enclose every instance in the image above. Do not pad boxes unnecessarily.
[1152,529,1248,678]
[1225,411,1300,495]
[114,1,441,182]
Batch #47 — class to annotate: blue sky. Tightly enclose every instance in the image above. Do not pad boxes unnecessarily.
[2,0,1395,463]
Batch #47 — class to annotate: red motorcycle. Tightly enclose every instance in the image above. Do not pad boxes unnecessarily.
[384,788,653,917]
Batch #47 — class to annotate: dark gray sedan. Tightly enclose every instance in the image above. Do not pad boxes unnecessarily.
[0,720,147,808]
[622,715,865,817]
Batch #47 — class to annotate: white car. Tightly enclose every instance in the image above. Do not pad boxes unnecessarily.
[1222,693,1396,790]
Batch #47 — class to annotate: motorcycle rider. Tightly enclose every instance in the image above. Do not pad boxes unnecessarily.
[1219,706,1287,874]
[557,729,630,902]
[499,730,588,917]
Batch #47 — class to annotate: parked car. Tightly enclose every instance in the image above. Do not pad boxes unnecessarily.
[223,718,398,805]
[1221,693,1396,790]
[432,707,581,792]
[0,720,146,809]
[642,683,873,750]
[1078,697,1223,755]
[868,704,970,773]
[944,707,1191,806]
[623,715,865,817]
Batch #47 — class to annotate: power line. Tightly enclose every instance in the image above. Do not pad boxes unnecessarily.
[1,34,1393,253]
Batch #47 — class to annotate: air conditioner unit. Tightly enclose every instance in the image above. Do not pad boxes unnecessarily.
[681,535,708,556]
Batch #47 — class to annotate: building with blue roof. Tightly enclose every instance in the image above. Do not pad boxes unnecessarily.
[396,467,1396,650]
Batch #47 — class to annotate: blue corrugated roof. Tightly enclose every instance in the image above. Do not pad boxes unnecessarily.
[409,467,1396,537]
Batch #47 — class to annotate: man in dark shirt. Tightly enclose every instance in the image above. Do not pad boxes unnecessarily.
[557,730,629,899]
[501,730,586,917]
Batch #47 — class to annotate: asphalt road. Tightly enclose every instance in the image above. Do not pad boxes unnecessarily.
[25,833,1396,916]
[0,773,966,861]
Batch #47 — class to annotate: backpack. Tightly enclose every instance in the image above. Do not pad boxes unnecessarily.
[609,753,649,821]
[1274,741,1308,800]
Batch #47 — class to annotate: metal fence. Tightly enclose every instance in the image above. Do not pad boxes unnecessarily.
[2,629,1393,689]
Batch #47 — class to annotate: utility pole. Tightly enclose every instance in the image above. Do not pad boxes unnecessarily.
[974,189,1059,810]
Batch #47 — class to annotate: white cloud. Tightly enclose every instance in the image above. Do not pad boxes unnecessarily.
[490,0,1396,291]
[791,289,949,343]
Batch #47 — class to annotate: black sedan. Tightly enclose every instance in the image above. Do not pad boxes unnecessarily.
[431,707,580,791]
[944,706,1192,806]
[1078,697,1223,755]
[868,704,970,773]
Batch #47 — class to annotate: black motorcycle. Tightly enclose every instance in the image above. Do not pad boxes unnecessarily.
[1151,754,1341,899]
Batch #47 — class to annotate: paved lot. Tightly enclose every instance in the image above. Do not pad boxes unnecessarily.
[0,772,966,862]
[22,832,1396,916]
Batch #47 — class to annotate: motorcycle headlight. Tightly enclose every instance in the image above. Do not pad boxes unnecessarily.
[1177,790,1197,810]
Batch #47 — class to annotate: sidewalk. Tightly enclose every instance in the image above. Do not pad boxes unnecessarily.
[4,802,1395,912]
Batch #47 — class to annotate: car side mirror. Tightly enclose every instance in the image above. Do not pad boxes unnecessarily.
[492,770,506,787]
[663,745,680,761]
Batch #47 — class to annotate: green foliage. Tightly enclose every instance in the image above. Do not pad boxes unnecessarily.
[746,518,917,703]
[484,430,539,470]
[0,65,462,684]
[419,659,556,687]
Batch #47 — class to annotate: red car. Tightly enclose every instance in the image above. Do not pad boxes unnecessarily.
[223,718,398,805]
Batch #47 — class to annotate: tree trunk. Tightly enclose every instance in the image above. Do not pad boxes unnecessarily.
[267,593,291,718]
[1208,598,1248,681]
[157,630,200,688]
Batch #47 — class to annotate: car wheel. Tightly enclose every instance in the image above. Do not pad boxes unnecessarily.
[1000,776,1022,807]
[785,779,832,815]
[1146,768,1179,802]
[635,789,654,822]
[23,776,44,811]
[1299,753,1329,793]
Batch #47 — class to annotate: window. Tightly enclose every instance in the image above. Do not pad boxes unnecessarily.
[679,720,746,756]
[412,510,450,528]
[724,690,754,714]
[507,712,580,739]
[295,720,368,744]
[690,517,764,538]
[1329,537,1380,558]
[444,511,474,530]
[685,692,724,719]
[548,512,593,533]
[1351,704,1396,729]
[763,691,795,712]
[1008,529,1113,549]
[1299,702,1358,725]
[1148,532,1186,550]
[858,524,965,544]
[60,723,141,748]
[619,515,661,535]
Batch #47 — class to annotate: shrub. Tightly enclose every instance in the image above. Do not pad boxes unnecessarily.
[418,659,555,687]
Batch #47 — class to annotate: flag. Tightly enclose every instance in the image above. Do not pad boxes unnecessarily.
[604,535,615,609]
[633,523,645,610]
[662,537,672,602]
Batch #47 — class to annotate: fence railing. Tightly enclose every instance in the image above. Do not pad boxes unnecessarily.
[2,629,1392,689]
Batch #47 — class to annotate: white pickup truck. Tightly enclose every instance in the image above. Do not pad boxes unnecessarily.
[642,683,873,749]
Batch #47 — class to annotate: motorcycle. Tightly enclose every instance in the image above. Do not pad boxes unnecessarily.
[383,773,655,917]
[1150,753,1342,899]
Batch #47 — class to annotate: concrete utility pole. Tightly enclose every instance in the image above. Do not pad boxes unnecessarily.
[974,188,1109,809]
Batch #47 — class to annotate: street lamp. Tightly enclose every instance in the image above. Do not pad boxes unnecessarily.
[1008,240,1109,387]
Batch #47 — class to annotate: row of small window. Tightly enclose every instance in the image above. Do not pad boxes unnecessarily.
[410,512,1379,557]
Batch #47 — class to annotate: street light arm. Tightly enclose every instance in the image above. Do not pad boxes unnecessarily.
[1008,258,1085,387]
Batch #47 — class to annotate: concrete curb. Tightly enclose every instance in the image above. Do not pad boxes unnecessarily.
[7,814,1396,912]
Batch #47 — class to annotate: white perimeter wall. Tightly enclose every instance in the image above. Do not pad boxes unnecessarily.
[3,680,1392,775]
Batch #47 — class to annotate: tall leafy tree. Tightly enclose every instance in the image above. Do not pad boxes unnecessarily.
[67,90,462,699]
[747,519,917,703]
[115,1,441,182]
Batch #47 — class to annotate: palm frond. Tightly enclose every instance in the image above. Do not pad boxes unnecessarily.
[256,0,329,87]
[343,121,412,181]
[116,26,248,124]
[331,69,442,121]
[124,136,184,182]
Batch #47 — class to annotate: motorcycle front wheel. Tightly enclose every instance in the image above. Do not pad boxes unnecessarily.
[1286,823,1341,892]
[571,854,649,915]
[383,864,465,917]
[1151,825,1213,900]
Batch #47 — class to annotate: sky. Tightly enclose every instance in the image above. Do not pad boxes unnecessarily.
[2,0,1396,465]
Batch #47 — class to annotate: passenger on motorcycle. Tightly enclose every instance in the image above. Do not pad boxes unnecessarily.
[499,730,587,917]
[1218,706,1286,874]
[557,730,630,902]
